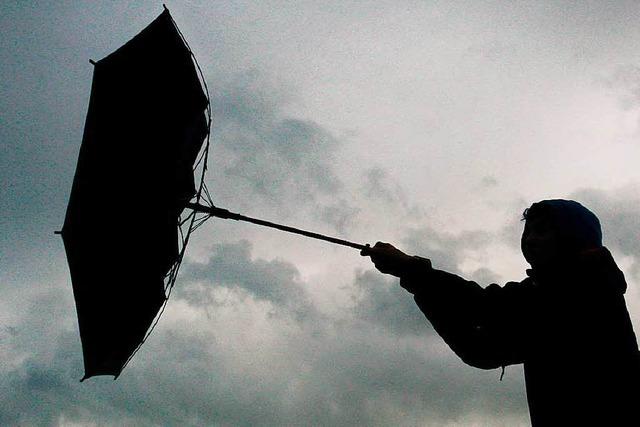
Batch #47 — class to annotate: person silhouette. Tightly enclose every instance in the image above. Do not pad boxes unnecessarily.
[362,199,640,426]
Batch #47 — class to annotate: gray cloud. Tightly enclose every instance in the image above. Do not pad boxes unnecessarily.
[1,238,528,426]
[402,226,493,276]
[351,269,436,336]
[177,240,313,321]
[207,73,346,223]
[361,166,409,209]
[356,166,428,232]
[359,168,504,287]
[314,198,361,234]
[13,1,640,424]
[1,319,528,427]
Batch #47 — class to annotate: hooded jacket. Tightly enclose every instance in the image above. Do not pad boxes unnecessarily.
[403,247,640,425]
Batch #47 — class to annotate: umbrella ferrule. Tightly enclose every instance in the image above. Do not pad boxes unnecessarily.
[208,206,236,220]
[186,203,237,220]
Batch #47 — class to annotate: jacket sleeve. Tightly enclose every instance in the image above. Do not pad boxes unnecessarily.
[402,261,532,370]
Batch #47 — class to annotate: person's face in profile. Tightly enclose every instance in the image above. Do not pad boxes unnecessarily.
[521,217,562,269]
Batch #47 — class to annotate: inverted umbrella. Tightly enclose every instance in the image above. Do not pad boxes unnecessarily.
[59,7,366,381]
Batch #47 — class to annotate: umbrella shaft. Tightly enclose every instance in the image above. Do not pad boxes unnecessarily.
[186,203,367,251]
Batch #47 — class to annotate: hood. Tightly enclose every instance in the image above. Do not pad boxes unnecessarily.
[524,199,603,252]
[526,246,627,294]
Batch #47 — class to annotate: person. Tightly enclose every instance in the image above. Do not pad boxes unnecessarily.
[361,199,640,426]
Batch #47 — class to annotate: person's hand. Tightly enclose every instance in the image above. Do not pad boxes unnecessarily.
[360,241,418,277]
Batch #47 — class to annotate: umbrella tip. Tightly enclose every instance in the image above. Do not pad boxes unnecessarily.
[54,230,62,235]
[163,4,168,10]
[89,59,96,66]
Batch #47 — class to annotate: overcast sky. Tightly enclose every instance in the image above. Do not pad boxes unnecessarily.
[2,1,640,425]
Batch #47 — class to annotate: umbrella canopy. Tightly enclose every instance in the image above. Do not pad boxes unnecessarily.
[60,8,209,380]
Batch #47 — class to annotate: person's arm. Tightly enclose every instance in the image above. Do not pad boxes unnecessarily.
[363,242,530,369]
[405,267,529,369]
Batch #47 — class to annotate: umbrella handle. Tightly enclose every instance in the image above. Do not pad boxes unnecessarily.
[186,203,369,251]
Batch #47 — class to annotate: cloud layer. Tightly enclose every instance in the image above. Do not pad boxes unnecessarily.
[1,238,530,426]
[3,1,640,426]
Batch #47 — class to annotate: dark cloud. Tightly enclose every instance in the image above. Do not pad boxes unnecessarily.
[0,238,528,426]
[1,315,528,427]
[4,3,582,424]
[258,324,528,426]
[356,166,427,231]
[314,198,361,234]
[198,72,366,236]
[351,269,436,336]
[361,166,408,208]
[402,226,492,275]
[207,74,345,223]
[177,240,313,321]
[2,342,84,426]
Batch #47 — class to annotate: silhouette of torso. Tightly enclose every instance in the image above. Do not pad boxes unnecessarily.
[404,247,640,426]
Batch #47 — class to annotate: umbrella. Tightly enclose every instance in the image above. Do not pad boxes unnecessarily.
[59,7,211,380]
[59,7,366,381]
